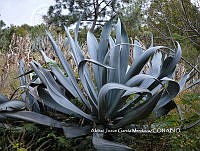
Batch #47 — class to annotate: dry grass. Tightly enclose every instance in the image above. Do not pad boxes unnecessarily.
[0,32,199,97]
[0,54,19,97]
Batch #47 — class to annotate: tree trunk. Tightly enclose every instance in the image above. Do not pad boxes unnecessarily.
[90,17,98,33]
[90,0,99,33]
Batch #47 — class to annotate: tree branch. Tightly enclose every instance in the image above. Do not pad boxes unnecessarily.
[98,0,112,14]
[180,0,200,36]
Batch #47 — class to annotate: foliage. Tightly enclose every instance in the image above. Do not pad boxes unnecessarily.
[147,0,200,46]
[0,23,48,53]
[175,33,199,67]
[0,24,30,53]
[44,0,132,32]
[0,18,199,150]
[0,27,12,53]
[0,20,6,30]
[118,0,148,39]
[146,0,200,68]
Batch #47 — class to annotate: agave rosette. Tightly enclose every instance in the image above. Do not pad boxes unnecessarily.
[0,18,199,150]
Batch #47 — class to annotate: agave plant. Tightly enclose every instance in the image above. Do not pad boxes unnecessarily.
[0,18,199,150]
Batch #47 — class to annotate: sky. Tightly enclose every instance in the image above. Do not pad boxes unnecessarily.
[0,0,55,26]
[0,0,199,27]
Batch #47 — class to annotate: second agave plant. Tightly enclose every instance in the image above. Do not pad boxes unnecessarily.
[0,18,196,150]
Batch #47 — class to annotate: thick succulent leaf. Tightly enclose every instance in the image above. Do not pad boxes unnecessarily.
[98,83,151,120]
[97,19,113,87]
[98,39,109,84]
[108,19,130,84]
[19,60,40,112]
[26,86,40,100]
[63,125,91,138]
[150,32,154,47]
[16,70,34,80]
[21,92,40,113]
[116,18,122,44]
[34,34,90,108]
[158,56,175,79]
[32,61,63,94]
[158,43,182,79]
[64,26,84,66]
[125,74,157,87]
[112,19,122,83]
[140,52,162,88]
[0,94,9,103]
[65,30,95,101]
[133,40,144,62]
[179,73,190,91]
[152,77,180,117]
[150,82,164,95]
[46,31,77,83]
[0,100,25,111]
[109,36,115,49]
[28,94,40,113]
[172,42,182,65]
[139,78,156,91]
[107,29,122,104]
[123,77,162,112]
[37,86,78,116]
[93,132,132,151]
[19,59,27,85]
[110,19,129,84]
[145,56,176,92]
[78,59,115,114]
[112,91,163,129]
[74,16,82,42]
[30,61,49,86]
[9,85,27,101]
[78,59,114,104]
[100,18,113,40]
[125,46,164,82]
[0,111,63,128]
[78,59,107,105]
[145,77,167,92]
[30,61,93,120]
[109,40,120,83]
[121,74,158,100]
[69,25,98,99]
[30,77,42,86]
[40,49,56,64]
[50,65,79,98]
[149,52,162,77]
[154,78,180,110]
[38,67,93,121]
[102,50,112,85]
[63,38,69,48]
[153,100,177,117]
[87,31,98,60]
[87,31,101,91]
[51,66,95,114]
[116,95,142,116]
[83,66,97,102]
[119,19,130,83]
[121,77,179,117]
